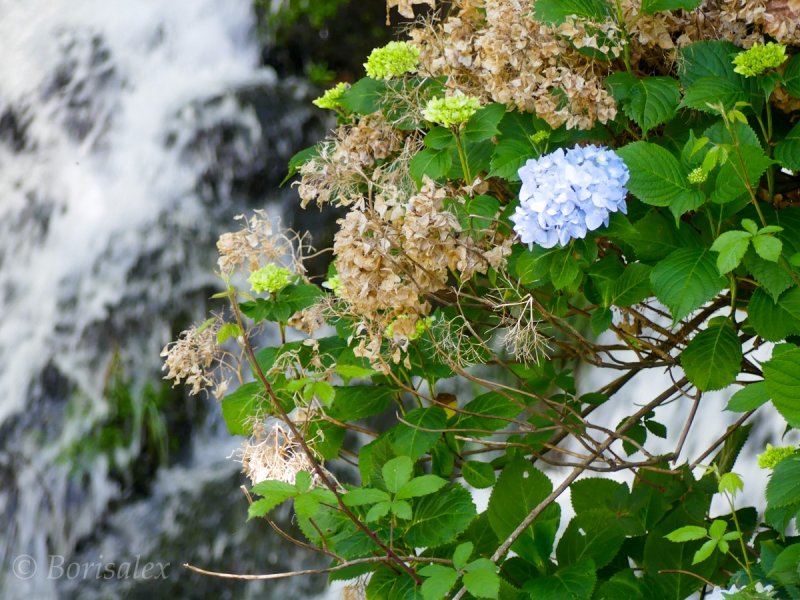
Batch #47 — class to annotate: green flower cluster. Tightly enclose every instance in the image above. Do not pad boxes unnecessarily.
[530,130,550,144]
[732,42,788,77]
[422,92,481,128]
[364,41,420,80]
[312,82,348,110]
[687,167,708,184]
[248,264,295,294]
[757,444,797,469]
[322,274,342,296]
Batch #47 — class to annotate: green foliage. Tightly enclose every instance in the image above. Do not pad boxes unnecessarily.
[171,4,800,598]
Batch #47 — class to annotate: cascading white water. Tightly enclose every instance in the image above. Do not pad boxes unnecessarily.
[0,2,334,598]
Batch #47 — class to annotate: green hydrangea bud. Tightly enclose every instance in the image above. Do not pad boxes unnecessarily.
[423,92,481,128]
[732,42,788,78]
[364,41,420,80]
[248,264,295,294]
[322,274,342,296]
[687,167,708,184]
[757,444,797,469]
[530,130,550,144]
[312,82,348,110]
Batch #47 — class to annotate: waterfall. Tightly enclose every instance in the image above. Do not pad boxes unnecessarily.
[0,1,330,597]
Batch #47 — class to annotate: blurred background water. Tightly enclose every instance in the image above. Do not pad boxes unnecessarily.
[0,1,389,597]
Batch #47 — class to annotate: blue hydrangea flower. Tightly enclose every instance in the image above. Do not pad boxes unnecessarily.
[511,144,629,249]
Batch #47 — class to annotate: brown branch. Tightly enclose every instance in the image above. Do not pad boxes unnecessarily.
[183,555,453,582]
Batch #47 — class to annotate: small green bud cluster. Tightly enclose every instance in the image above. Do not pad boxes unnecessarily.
[530,130,550,144]
[732,42,788,78]
[323,274,342,296]
[312,82,349,110]
[248,264,295,294]
[423,92,481,128]
[687,167,708,184]
[364,41,420,80]
[757,443,797,469]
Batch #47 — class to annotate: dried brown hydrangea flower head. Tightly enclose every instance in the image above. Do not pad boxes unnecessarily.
[160,321,220,396]
[237,419,319,486]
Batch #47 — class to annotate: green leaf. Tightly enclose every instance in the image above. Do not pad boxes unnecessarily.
[641,0,701,13]
[221,382,262,435]
[366,501,391,522]
[650,248,726,322]
[343,487,391,506]
[621,76,681,134]
[280,283,324,313]
[248,480,297,519]
[711,230,751,274]
[665,525,707,542]
[488,458,558,568]
[216,323,241,344]
[462,461,496,489]
[396,474,447,500]
[367,568,421,600]
[463,559,500,599]
[681,319,742,391]
[451,391,521,434]
[748,287,800,341]
[681,77,748,113]
[783,54,800,98]
[550,249,581,290]
[753,235,783,262]
[392,406,446,460]
[490,138,537,180]
[744,251,793,301]
[338,77,385,114]
[467,195,501,231]
[463,103,506,143]
[710,145,774,204]
[329,385,394,421]
[708,519,727,539]
[692,539,718,564]
[410,148,453,187]
[570,479,629,515]
[775,121,800,171]
[533,0,612,24]
[424,127,455,150]
[557,510,626,569]
[282,144,319,185]
[391,499,413,520]
[764,348,800,428]
[618,141,703,209]
[679,41,744,87]
[294,489,333,518]
[522,560,597,599]
[768,543,800,587]
[453,542,474,570]
[404,484,477,548]
[719,471,744,496]
[420,565,458,600]
[726,382,769,412]
[310,381,335,405]
[605,72,638,102]
[335,363,377,380]
[382,456,414,494]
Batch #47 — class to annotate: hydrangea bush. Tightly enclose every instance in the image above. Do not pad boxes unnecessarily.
[164,0,800,598]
